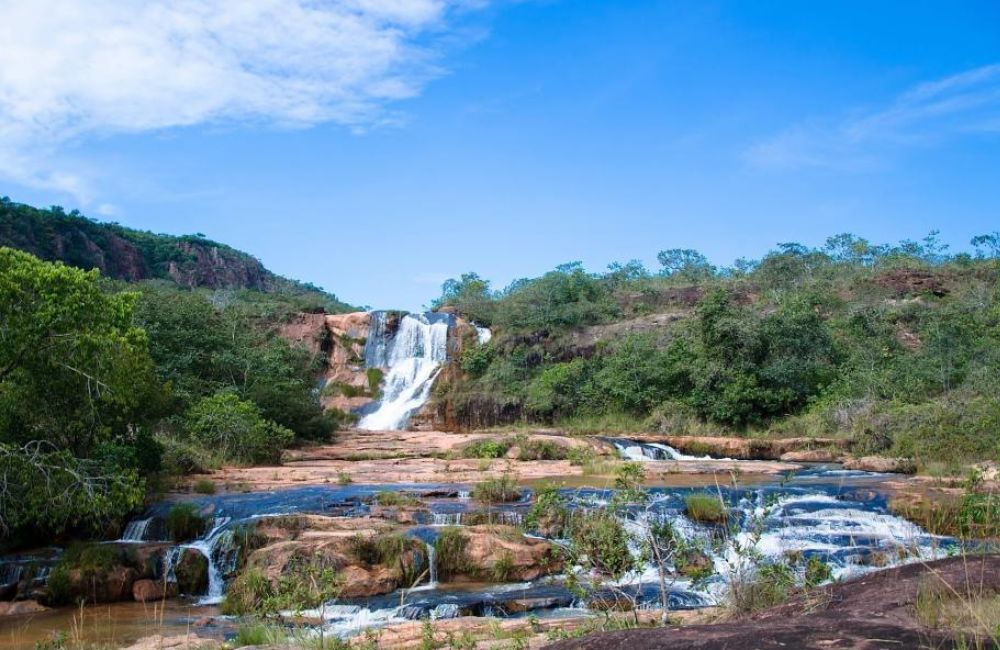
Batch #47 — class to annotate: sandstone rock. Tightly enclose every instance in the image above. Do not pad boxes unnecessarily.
[0,600,48,617]
[132,578,178,602]
[456,526,562,582]
[56,566,137,604]
[245,521,423,600]
[118,634,218,650]
[121,542,173,579]
[780,450,842,462]
[338,564,402,598]
[174,549,208,595]
[368,505,431,525]
[843,456,917,474]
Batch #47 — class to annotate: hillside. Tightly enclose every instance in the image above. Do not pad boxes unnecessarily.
[0,196,352,311]
[430,234,1000,468]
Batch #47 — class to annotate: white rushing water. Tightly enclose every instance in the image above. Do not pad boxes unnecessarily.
[358,312,452,431]
[118,518,152,542]
[606,438,722,461]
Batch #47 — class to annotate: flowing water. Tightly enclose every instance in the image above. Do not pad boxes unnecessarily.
[0,442,965,646]
[358,312,453,431]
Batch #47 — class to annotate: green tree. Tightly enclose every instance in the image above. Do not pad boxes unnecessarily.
[184,392,294,465]
[0,248,162,456]
[656,248,715,280]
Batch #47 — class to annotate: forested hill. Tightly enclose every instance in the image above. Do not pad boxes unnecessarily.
[0,196,352,311]
[432,232,1000,467]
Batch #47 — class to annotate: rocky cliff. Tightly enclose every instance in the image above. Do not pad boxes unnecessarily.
[279,310,480,429]
[0,197,351,308]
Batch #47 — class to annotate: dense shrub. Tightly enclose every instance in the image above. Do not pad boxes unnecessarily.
[472,474,522,503]
[434,527,471,581]
[184,392,294,465]
[167,503,207,542]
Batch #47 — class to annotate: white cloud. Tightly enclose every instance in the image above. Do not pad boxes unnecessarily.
[0,0,487,201]
[746,63,1000,171]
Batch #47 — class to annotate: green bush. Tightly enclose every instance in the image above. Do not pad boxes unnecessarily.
[461,438,511,459]
[348,533,410,567]
[434,527,470,581]
[193,478,216,495]
[525,483,571,538]
[158,435,215,475]
[472,474,522,504]
[167,503,207,542]
[684,493,729,524]
[728,561,797,614]
[516,438,569,461]
[184,392,294,465]
[372,491,420,507]
[568,511,633,579]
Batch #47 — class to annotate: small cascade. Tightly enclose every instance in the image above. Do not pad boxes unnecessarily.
[604,437,717,461]
[473,324,492,345]
[425,542,438,586]
[430,603,460,619]
[0,562,23,587]
[358,312,453,431]
[431,512,463,526]
[119,518,152,542]
[162,517,235,603]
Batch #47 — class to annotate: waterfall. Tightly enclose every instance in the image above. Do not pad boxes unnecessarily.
[163,517,234,604]
[603,437,719,461]
[474,324,492,344]
[358,312,453,431]
[425,542,438,586]
[119,518,152,542]
[0,563,23,587]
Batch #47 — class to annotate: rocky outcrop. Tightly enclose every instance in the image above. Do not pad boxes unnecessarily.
[244,515,424,599]
[843,456,917,474]
[52,566,138,605]
[132,579,178,602]
[548,554,1000,650]
[173,549,209,595]
[447,525,563,583]
[0,600,49,617]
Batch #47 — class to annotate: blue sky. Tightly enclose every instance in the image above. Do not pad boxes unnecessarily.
[2,1,999,310]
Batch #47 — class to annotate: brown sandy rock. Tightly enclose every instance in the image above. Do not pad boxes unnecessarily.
[132,578,178,602]
[456,525,562,582]
[174,549,208,595]
[118,635,219,650]
[0,600,48,617]
[779,449,842,462]
[843,456,917,474]
[548,554,1000,650]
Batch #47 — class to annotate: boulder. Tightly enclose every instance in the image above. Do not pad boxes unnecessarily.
[338,564,402,598]
[122,542,173,579]
[0,600,48,617]
[458,526,562,582]
[843,456,917,474]
[780,450,842,462]
[118,635,218,650]
[244,523,424,600]
[60,566,137,604]
[174,549,208,595]
[368,505,431,525]
[132,578,178,602]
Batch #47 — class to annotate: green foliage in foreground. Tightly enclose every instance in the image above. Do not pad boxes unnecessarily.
[222,559,341,616]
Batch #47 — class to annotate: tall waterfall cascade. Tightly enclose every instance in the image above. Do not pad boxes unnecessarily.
[358,311,462,431]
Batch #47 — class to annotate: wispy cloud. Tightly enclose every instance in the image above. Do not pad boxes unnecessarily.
[746,63,1000,171]
[0,0,489,202]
